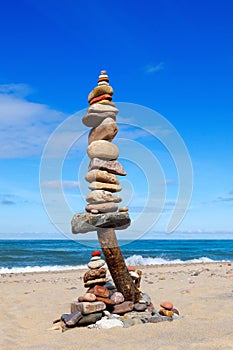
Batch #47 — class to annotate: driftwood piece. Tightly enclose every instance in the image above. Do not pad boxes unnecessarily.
[97,227,140,303]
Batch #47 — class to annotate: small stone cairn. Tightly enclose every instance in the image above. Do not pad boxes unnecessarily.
[51,71,179,331]
[52,250,179,331]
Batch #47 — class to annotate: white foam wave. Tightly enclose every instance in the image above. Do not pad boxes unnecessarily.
[0,264,87,274]
[125,255,215,266]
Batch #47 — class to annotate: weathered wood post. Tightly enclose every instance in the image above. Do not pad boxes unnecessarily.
[71,70,140,302]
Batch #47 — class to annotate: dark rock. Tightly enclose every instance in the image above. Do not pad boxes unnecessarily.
[76,312,103,327]
[147,311,173,323]
[71,212,131,233]
[89,158,126,176]
[61,311,83,327]
[134,303,147,312]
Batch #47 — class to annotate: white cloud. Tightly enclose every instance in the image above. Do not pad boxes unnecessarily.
[0,84,66,158]
[144,62,165,74]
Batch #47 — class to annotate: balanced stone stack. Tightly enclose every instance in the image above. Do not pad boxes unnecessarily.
[71,70,130,234]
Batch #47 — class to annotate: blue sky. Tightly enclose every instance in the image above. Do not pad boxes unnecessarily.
[0,0,233,239]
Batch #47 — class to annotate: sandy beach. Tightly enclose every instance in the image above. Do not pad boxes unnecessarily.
[1,262,233,350]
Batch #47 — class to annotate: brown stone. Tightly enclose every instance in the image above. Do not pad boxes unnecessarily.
[82,112,116,128]
[119,207,128,212]
[95,296,116,305]
[89,158,126,176]
[160,301,173,310]
[159,309,174,317]
[70,301,106,315]
[86,202,118,213]
[89,94,112,105]
[93,285,109,298]
[88,85,114,102]
[84,278,107,288]
[83,268,107,283]
[112,301,134,314]
[87,140,119,160]
[88,118,118,144]
[89,182,122,192]
[85,169,119,185]
[86,190,122,204]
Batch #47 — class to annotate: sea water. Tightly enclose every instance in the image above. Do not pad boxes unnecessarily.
[0,239,233,274]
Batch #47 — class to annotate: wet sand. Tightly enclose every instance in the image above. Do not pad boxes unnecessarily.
[1,262,233,350]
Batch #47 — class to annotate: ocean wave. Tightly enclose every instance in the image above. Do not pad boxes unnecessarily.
[0,264,87,274]
[125,255,215,266]
[0,255,225,274]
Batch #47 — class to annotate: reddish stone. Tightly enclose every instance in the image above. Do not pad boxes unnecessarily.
[78,296,84,302]
[93,285,109,298]
[92,250,101,257]
[160,301,173,310]
[89,94,112,105]
[127,266,136,272]
[95,296,116,305]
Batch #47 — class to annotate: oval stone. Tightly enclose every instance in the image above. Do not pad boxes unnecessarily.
[86,190,122,204]
[87,140,119,160]
[88,118,118,144]
[110,292,124,304]
[88,85,114,102]
[82,112,116,128]
[91,250,101,257]
[160,301,173,310]
[87,259,105,270]
[82,293,97,302]
[88,182,122,192]
[85,169,119,185]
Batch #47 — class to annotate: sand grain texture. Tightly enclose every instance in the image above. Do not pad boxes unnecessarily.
[1,262,233,350]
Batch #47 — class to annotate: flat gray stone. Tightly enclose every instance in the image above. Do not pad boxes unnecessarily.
[76,312,103,327]
[71,212,131,233]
